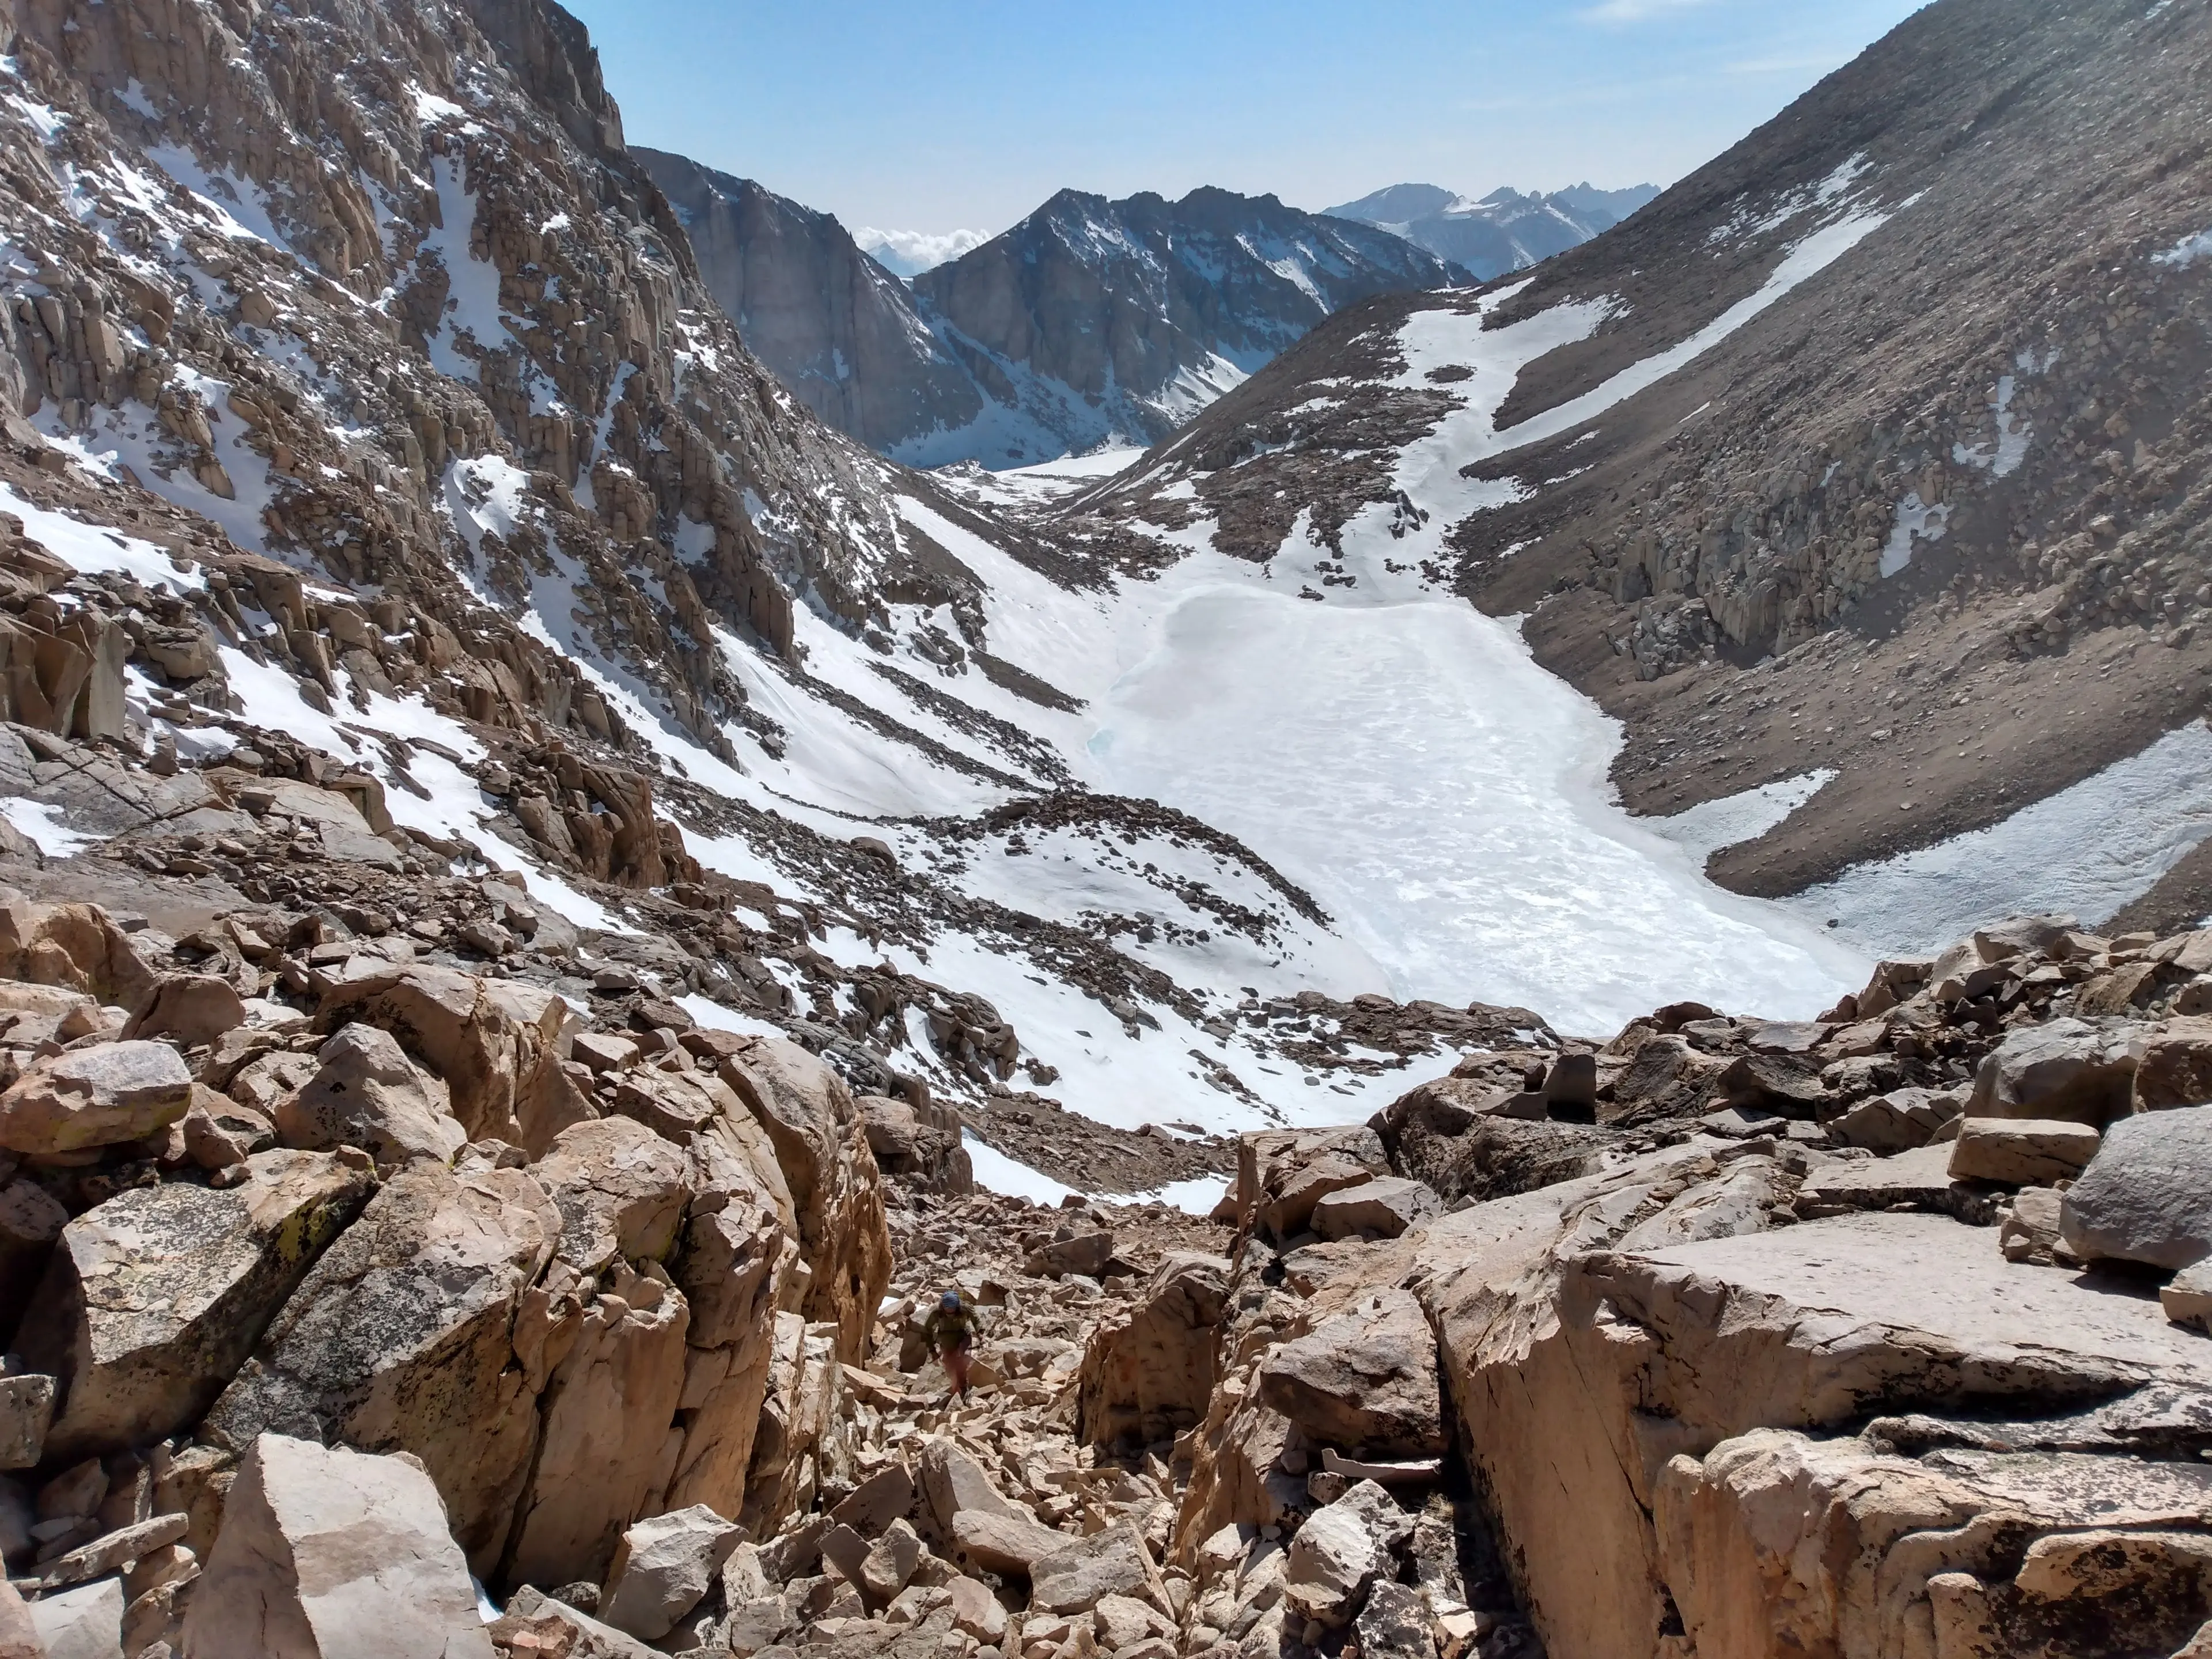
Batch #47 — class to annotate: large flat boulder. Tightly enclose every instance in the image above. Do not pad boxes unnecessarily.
[532,1116,692,1275]
[1424,1190,2212,1659]
[1254,1286,1444,1459]
[121,973,245,1049]
[2134,1016,2212,1112]
[1311,1176,1443,1241]
[2062,1104,2212,1270]
[918,1437,1023,1536]
[0,889,158,1009]
[201,1166,559,1576]
[1796,1142,1998,1226]
[1376,1087,1611,1203]
[0,1040,191,1154]
[17,1149,372,1463]
[273,1022,465,1171]
[1029,1521,1169,1616]
[26,1578,122,1659]
[492,1586,658,1658]
[1967,1017,2135,1126]
[179,1433,495,1658]
[1948,1116,2102,1186]
[1658,1427,2212,1659]
[856,1094,971,1193]
[315,964,582,1153]
[1284,1480,1415,1630]
[1026,1228,1113,1279]
[600,1503,744,1641]
[1829,1086,1961,1153]
[949,1507,1073,1577]
[1077,1251,1231,1448]
[830,1464,915,1538]
[247,778,404,870]
[1230,1126,1391,1239]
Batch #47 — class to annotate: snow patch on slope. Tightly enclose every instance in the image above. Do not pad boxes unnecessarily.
[216,645,628,932]
[421,156,510,380]
[1650,771,1836,865]
[2154,226,2212,270]
[0,484,200,590]
[1786,721,2212,955]
[1360,207,1897,567]
[0,798,94,857]
[963,1130,1082,1206]
[1881,493,1952,578]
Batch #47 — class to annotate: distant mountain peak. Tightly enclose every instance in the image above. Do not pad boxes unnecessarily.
[1325,181,1661,279]
[855,226,988,278]
[1325,182,1461,227]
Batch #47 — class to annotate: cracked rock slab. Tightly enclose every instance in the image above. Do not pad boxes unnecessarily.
[18,1148,372,1463]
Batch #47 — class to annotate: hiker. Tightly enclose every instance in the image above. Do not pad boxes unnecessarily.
[923,1287,979,1402]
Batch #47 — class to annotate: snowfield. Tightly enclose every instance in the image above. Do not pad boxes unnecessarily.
[706,205,1955,1120]
[1084,571,1865,1035]
[914,461,1870,1039]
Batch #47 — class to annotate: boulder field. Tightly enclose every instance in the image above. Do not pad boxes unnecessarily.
[0,893,2200,1659]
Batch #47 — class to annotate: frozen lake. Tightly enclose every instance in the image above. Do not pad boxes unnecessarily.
[1085,570,1869,1036]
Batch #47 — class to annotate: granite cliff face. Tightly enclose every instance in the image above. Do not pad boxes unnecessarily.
[637,149,987,460]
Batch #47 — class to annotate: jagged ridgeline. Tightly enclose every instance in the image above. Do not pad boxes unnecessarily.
[641,154,1476,471]
[0,0,2197,1656]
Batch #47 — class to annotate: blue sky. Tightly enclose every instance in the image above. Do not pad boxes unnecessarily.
[563,1,1929,238]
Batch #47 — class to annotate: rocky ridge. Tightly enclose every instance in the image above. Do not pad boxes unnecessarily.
[657,173,1471,470]
[637,151,987,463]
[0,0,1543,1149]
[905,188,1468,468]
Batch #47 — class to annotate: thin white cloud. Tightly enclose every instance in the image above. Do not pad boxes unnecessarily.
[1580,0,1719,21]
[1723,49,1853,75]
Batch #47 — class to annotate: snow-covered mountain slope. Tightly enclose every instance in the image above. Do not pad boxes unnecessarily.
[903,188,1471,468]
[1326,182,1660,279]
[658,171,1471,471]
[28,0,2211,1164]
[1063,0,2212,949]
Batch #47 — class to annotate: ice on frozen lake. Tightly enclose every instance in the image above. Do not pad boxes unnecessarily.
[1085,573,1865,1037]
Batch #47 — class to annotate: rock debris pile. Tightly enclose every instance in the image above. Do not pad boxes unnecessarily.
[0,853,2204,1659]
[581,906,2212,1659]
[0,872,904,1658]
